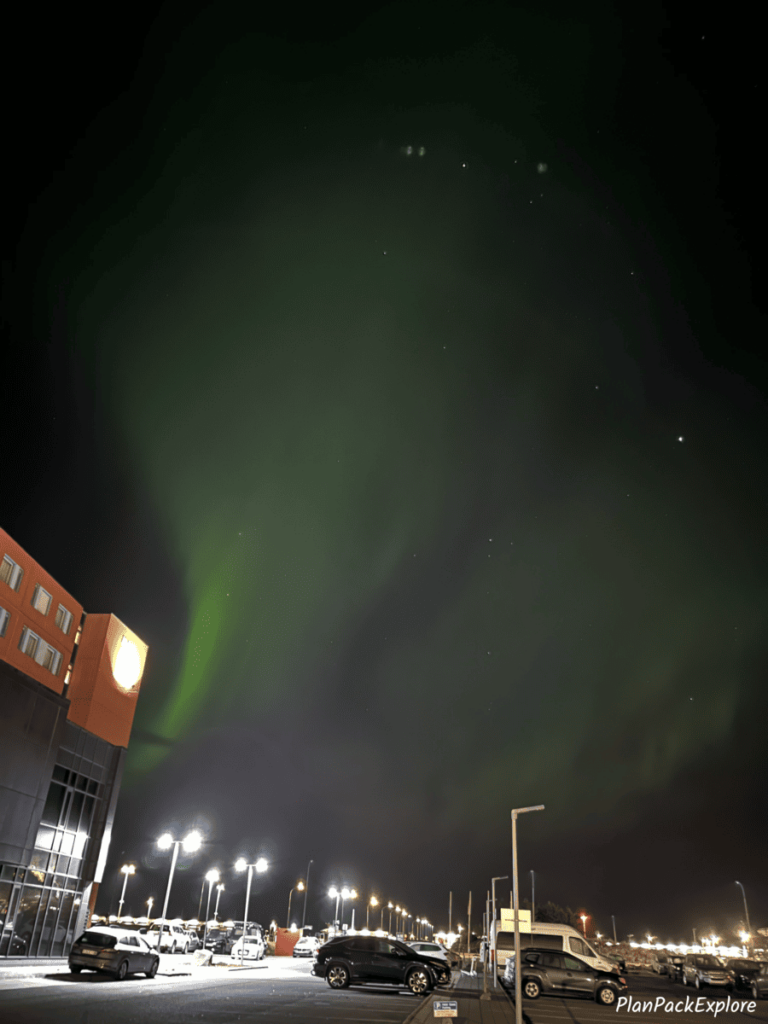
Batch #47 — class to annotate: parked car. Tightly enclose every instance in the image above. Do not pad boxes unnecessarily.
[681,954,730,989]
[651,954,670,975]
[312,935,451,994]
[750,963,768,1000]
[293,936,319,958]
[184,929,201,952]
[606,953,627,974]
[143,922,189,953]
[231,933,266,960]
[409,941,455,967]
[724,959,762,992]
[666,955,685,982]
[69,926,160,979]
[504,948,628,1005]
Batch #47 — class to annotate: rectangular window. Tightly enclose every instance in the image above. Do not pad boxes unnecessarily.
[41,646,62,675]
[31,584,52,615]
[19,626,40,659]
[0,554,23,590]
[0,606,9,638]
[55,604,73,634]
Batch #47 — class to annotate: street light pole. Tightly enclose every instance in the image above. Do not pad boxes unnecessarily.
[157,830,202,955]
[530,870,535,926]
[287,882,304,928]
[117,864,135,920]
[235,857,268,965]
[301,860,313,930]
[491,875,508,989]
[735,882,752,940]
[511,805,545,1024]
[388,903,394,934]
[203,870,220,950]
[214,884,224,920]
[612,915,617,944]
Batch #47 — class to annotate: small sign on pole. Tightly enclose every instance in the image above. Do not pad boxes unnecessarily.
[433,1000,458,1018]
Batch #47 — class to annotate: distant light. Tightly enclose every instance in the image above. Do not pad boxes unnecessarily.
[297,881,305,891]
[158,833,173,851]
[328,886,339,898]
[206,868,220,883]
[256,858,268,873]
[235,858,248,872]
[183,830,202,853]
[678,436,684,442]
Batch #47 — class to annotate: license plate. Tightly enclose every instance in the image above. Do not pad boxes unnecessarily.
[82,948,98,956]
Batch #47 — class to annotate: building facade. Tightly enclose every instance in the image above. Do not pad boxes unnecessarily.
[0,529,147,957]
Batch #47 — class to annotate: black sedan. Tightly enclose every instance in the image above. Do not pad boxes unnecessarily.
[312,935,450,994]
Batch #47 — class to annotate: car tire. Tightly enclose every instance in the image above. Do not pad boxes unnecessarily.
[146,960,159,978]
[115,960,129,981]
[170,941,177,955]
[696,977,701,990]
[752,984,759,1001]
[597,987,618,1006]
[683,974,688,986]
[183,942,190,954]
[326,964,350,989]
[70,966,82,974]
[407,968,432,995]
[523,979,542,999]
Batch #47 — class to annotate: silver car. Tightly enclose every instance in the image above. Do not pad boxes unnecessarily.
[69,926,160,979]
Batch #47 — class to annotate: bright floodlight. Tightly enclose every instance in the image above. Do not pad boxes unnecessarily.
[206,868,220,883]
[235,858,247,872]
[158,833,173,850]
[370,896,378,906]
[328,886,339,898]
[297,881,305,891]
[121,864,135,875]
[256,858,268,873]
[350,889,358,900]
[341,887,351,899]
[183,830,202,852]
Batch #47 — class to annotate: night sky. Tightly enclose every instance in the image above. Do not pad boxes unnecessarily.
[2,2,765,943]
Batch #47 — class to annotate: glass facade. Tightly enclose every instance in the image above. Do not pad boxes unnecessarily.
[0,721,117,957]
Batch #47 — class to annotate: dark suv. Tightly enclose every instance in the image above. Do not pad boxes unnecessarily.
[506,948,628,1005]
[312,935,451,994]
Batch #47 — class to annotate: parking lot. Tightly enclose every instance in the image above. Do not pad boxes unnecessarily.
[508,972,768,1024]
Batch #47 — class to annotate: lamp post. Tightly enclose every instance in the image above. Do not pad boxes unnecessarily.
[117,864,135,920]
[380,901,386,930]
[511,805,545,1024]
[301,860,313,931]
[388,903,394,934]
[367,896,378,931]
[235,856,269,965]
[735,882,752,943]
[214,883,225,920]
[530,870,535,926]
[339,887,357,931]
[612,915,617,944]
[203,869,220,950]
[157,830,202,954]
[491,875,508,989]
[328,887,341,934]
[581,915,588,939]
[146,897,154,922]
[287,881,305,927]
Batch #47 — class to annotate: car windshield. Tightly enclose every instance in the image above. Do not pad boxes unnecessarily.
[241,938,262,945]
[696,956,721,968]
[77,931,117,948]
[728,960,755,970]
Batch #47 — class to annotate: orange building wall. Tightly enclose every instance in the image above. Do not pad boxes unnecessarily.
[67,614,148,748]
[0,528,83,695]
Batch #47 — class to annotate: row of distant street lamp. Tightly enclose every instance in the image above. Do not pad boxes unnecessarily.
[115,833,433,949]
[325,887,433,940]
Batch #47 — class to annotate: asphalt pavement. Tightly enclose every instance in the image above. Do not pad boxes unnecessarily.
[0,959,766,1024]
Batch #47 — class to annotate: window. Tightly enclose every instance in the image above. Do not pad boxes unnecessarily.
[19,626,40,659]
[0,605,9,638]
[31,584,52,615]
[18,627,62,674]
[55,604,73,634]
[563,955,586,971]
[0,555,23,590]
[570,937,589,957]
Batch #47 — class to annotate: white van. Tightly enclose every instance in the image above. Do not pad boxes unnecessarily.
[491,919,617,974]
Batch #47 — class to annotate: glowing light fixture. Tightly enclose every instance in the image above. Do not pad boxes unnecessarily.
[113,636,142,690]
